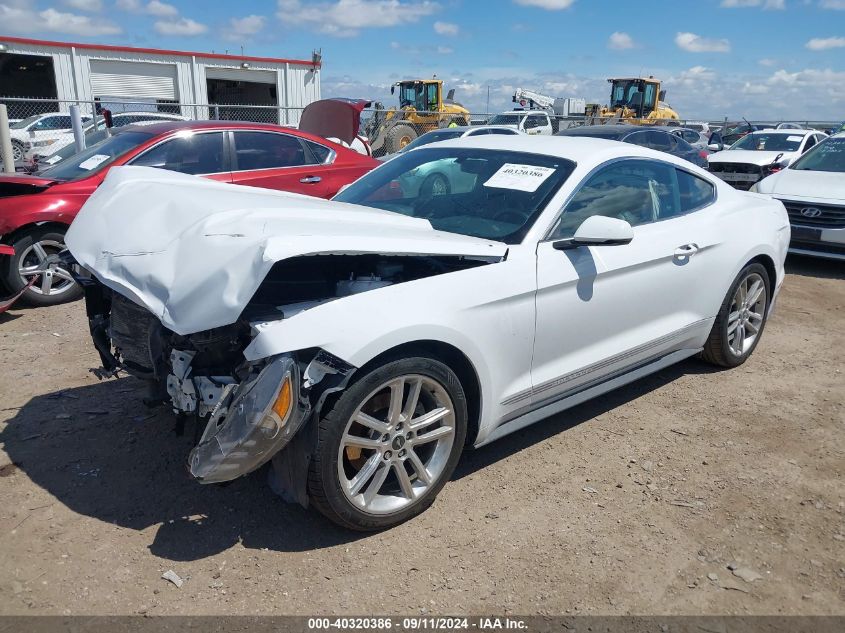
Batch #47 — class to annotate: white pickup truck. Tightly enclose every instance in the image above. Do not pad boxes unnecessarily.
[486,110,554,135]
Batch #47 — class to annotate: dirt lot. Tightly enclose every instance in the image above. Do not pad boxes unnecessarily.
[0,255,842,616]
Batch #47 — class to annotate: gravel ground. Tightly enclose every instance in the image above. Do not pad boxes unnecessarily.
[0,254,842,616]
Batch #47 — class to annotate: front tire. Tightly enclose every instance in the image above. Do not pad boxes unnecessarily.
[0,227,82,307]
[11,140,25,163]
[384,124,417,154]
[701,263,771,368]
[308,357,467,531]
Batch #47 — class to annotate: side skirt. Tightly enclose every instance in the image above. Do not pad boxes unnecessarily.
[474,347,701,448]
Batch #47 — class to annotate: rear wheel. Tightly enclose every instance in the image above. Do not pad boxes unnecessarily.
[11,140,24,163]
[0,227,81,307]
[420,173,450,197]
[701,263,770,368]
[308,357,467,531]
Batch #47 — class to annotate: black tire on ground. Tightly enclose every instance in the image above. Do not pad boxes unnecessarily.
[307,356,468,531]
[0,226,82,307]
[384,124,418,154]
[420,173,451,197]
[700,262,771,368]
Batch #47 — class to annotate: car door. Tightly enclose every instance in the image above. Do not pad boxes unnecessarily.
[230,130,334,197]
[127,130,232,184]
[28,116,73,156]
[531,159,715,407]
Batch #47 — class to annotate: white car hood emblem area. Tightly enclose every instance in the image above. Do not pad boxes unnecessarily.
[66,167,507,335]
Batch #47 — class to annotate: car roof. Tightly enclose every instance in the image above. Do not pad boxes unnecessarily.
[496,110,547,115]
[557,124,643,139]
[425,134,699,170]
[753,128,814,135]
[115,120,337,146]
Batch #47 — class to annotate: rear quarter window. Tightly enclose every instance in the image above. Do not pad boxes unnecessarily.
[677,169,716,212]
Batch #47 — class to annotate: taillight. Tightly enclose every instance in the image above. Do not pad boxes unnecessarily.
[699,150,708,159]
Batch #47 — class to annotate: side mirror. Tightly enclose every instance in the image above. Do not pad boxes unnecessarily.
[390,85,395,95]
[553,216,634,250]
[707,143,723,152]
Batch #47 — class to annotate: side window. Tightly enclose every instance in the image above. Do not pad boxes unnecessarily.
[233,132,312,170]
[525,115,546,129]
[489,129,518,135]
[130,132,227,175]
[467,129,490,136]
[647,131,674,152]
[803,135,817,152]
[550,160,678,239]
[32,116,64,130]
[677,169,716,214]
[642,84,656,111]
[303,139,332,163]
[624,131,650,148]
[683,130,699,143]
[425,84,438,112]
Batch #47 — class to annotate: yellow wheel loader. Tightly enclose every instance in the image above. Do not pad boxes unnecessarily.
[586,77,680,125]
[365,79,471,156]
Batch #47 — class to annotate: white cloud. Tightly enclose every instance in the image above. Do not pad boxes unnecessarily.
[513,0,576,8]
[62,0,103,10]
[154,17,207,35]
[758,57,777,66]
[607,31,635,50]
[806,36,845,49]
[437,45,453,54]
[720,0,785,8]
[0,2,122,36]
[223,14,266,41]
[116,0,178,16]
[41,7,121,35]
[819,0,845,9]
[675,32,731,53]
[434,20,459,36]
[277,0,440,37]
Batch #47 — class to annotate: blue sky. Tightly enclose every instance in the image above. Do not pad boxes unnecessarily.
[2,0,845,119]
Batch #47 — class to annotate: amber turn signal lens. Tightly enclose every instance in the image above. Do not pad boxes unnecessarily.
[271,375,293,423]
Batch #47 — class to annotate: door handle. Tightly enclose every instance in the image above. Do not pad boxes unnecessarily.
[300,176,322,184]
[674,243,699,258]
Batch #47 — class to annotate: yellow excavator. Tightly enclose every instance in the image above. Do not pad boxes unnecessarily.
[365,79,471,156]
[587,76,680,125]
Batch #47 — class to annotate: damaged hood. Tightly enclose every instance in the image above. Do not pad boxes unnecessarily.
[708,149,796,166]
[66,167,506,335]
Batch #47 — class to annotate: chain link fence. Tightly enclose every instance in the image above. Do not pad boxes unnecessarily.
[2,95,843,169]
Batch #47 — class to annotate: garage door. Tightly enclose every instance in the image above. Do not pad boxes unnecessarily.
[89,60,178,100]
[205,67,276,84]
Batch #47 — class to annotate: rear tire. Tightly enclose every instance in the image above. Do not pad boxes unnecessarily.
[0,227,82,307]
[701,263,770,368]
[11,140,25,163]
[420,173,451,197]
[308,356,467,531]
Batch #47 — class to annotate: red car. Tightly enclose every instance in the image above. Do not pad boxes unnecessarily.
[0,120,379,306]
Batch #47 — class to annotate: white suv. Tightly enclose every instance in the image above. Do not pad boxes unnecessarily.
[9,112,93,162]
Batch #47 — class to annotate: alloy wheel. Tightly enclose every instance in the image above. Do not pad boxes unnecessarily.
[18,239,77,297]
[727,272,767,356]
[337,374,456,515]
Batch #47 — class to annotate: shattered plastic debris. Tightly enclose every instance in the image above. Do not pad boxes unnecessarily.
[161,570,183,588]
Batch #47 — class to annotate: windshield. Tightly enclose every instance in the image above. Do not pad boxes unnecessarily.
[731,133,803,152]
[790,137,845,172]
[35,130,111,172]
[333,148,575,244]
[38,131,153,181]
[401,129,465,152]
[10,114,42,130]
[487,114,521,126]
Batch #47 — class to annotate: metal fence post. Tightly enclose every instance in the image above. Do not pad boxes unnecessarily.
[0,105,15,174]
[70,104,86,153]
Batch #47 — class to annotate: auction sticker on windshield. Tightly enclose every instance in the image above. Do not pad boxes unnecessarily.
[79,154,110,170]
[484,163,556,193]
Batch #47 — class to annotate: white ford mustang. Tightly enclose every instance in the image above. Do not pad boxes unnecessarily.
[65,136,790,530]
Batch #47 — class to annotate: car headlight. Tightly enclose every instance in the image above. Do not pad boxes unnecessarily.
[188,355,308,483]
